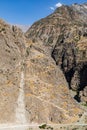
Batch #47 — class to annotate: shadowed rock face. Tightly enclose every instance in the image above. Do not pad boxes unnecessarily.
[26,3,87,103]
[0,18,85,125]
[24,41,83,124]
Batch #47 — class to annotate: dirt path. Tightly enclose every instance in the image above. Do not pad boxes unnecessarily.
[15,70,27,125]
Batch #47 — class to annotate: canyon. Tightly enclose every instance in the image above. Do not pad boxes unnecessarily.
[0,3,87,130]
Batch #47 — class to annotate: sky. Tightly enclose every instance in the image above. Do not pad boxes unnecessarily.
[0,0,87,25]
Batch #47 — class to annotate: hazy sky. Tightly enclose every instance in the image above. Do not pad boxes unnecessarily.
[0,0,87,25]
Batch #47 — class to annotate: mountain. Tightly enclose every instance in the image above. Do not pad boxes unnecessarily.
[26,3,87,104]
[0,3,87,130]
[11,24,30,32]
[15,24,30,32]
[0,19,84,125]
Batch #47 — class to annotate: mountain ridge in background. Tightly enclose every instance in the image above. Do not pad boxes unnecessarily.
[15,24,30,32]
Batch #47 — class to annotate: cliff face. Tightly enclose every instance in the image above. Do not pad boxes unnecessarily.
[26,3,87,104]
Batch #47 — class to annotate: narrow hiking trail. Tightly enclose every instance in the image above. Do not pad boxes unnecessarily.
[15,70,27,125]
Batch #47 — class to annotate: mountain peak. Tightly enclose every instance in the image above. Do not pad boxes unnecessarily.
[26,2,87,111]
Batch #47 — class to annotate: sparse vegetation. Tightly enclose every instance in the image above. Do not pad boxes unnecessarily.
[26,47,30,57]
[82,102,87,107]
[0,27,6,33]
[39,124,53,130]
[47,36,53,44]
[39,124,47,129]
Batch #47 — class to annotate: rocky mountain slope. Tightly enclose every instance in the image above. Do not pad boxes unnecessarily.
[0,19,84,125]
[26,3,87,104]
[0,3,87,128]
[0,19,26,123]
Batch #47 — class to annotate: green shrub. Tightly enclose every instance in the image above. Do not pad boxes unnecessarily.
[39,124,47,129]
[39,124,53,130]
